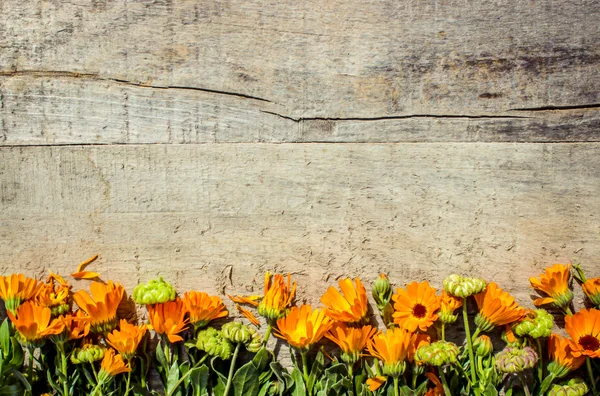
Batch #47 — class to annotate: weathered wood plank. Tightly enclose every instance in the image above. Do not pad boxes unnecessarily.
[1,0,599,130]
[1,143,599,304]
[1,75,599,145]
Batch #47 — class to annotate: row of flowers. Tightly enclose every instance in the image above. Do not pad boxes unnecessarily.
[0,258,599,396]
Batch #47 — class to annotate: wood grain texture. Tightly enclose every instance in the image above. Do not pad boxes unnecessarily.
[1,143,599,305]
[1,0,599,144]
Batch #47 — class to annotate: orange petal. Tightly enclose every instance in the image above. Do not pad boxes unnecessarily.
[367,376,387,391]
[227,294,260,307]
[77,254,99,272]
[235,304,260,327]
[71,271,101,280]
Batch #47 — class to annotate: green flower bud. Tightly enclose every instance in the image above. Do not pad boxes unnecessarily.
[414,341,460,367]
[474,313,496,333]
[221,322,252,344]
[495,347,538,373]
[132,277,176,305]
[196,328,234,360]
[547,378,589,396]
[383,361,406,378]
[443,274,486,298]
[514,309,554,339]
[372,274,393,309]
[245,327,263,353]
[547,361,570,379]
[438,311,459,324]
[473,335,494,357]
[71,344,106,364]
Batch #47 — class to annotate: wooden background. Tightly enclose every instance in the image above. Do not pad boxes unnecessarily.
[1,0,599,310]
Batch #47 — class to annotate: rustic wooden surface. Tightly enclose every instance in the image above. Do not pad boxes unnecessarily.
[1,0,599,313]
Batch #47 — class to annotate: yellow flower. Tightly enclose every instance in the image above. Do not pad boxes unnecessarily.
[529,264,573,310]
[325,324,376,364]
[106,319,147,360]
[183,291,228,330]
[0,274,42,314]
[564,308,600,359]
[582,277,600,308]
[147,298,189,343]
[7,301,64,346]
[275,305,333,351]
[392,281,441,332]
[367,327,415,377]
[320,278,368,323]
[258,273,296,321]
[99,348,131,381]
[474,282,525,332]
[72,281,125,334]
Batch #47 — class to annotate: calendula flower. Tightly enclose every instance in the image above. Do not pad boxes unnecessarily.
[106,319,147,360]
[325,324,377,364]
[392,281,441,332]
[366,376,387,392]
[408,332,431,363]
[274,304,333,351]
[7,301,64,346]
[564,308,600,358]
[0,274,42,314]
[425,372,444,396]
[72,281,125,334]
[529,264,573,310]
[98,348,131,382]
[582,277,600,308]
[320,278,368,323]
[36,275,71,317]
[147,298,189,343]
[367,327,415,377]
[183,291,228,330]
[547,334,586,378]
[51,312,89,344]
[257,273,296,321]
[474,282,525,332]
[438,290,462,324]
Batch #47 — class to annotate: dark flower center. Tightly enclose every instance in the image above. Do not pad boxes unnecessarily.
[412,304,427,319]
[579,335,600,351]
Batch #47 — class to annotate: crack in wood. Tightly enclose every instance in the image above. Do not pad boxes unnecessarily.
[0,70,272,103]
[510,103,600,111]
[260,110,533,122]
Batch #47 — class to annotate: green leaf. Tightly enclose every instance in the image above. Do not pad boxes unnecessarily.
[291,367,306,396]
[155,342,169,372]
[257,381,272,396]
[165,359,181,395]
[0,384,23,396]
[251,347,271,373]
[0,320,9,357]
[8,338,23,368]
[270,362,292,395]
[233,361,259,396]
[6,368,31,391]
[307,350,325,392]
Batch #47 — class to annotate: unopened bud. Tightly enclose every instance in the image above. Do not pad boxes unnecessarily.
[414,341,460,367]
[132,277,176,305]
[514,309,554,339]
[221,322,252,344]
[443,274,486,298]
[473,335,493,357]
[495,346,538,373]
[547,378,589,396]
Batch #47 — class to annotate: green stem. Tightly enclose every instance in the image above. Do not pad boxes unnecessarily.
[123,369,132,396]
[535,338,544,384]
[439,367,452,396]
[263,322,273,346]
[166,356,208,396]
[223,343,241,396]
[393,376,399,396]
[539,373,556,394]
[441,323,446,341]
[27,346,34,391]
[90,380,104,396]
[60,346,69,396]
[411,365,417,389]
[347,362,354,380]
[518,372,531,396]
[565,306,574,316]
[301,350,310,394]
[587,357,597,396]
[462,298,477,384]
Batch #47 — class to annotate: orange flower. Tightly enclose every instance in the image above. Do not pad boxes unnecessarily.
[106,319,147,360]
[425,372,444,396]
[183,291,228,329]
[529,264,573,310]
[147,298,189,343]
[564,308,600,359]
[7,301,64,346]
[582,277,600,308]
[320,278,368,323]
[367,327,415,377]
[54,312,89,342]
[0,274,42,314]
[366,375,387,391]
[99,348,131,380]
[408,332,431,363]
[72,281,125,334]
[274,305,333,351]
[438,290,462,324]
[257,273,296,321]
[325,324,376,363]
[547,334,585,377]
[392,281,441,332]
[36,275,71,316]
[474,282,525,332]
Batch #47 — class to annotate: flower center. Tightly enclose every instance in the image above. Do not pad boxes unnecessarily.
[579,335,600,351]
[412,304,427,318]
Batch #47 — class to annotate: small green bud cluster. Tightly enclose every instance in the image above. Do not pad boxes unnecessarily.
[196,328,234,360]
[71,344,106,364]
[514,309,554,339]
[547,378,589,396]
[495,346,538,373]
[132,277,176,305]
[443,274,486,298]
[415,341,460,366]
